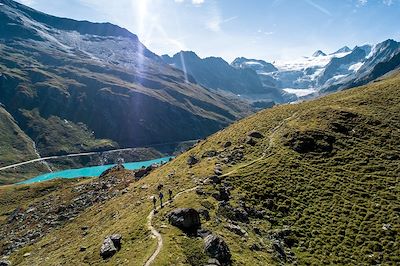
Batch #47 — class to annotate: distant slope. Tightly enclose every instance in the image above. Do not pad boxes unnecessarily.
[162,51,284,102]
[0,107,49,184]
[0,0,252,168]
[3,71,399,265]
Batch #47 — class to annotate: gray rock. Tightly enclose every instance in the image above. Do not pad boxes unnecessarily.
[0,260,11,266]
[225,223,248,237]
[168,208,201,233]
[197,228,212,238]
[245,136,257,146]
[217,203,249,223]
[205,258,221,266]
[204,234,231,265]
[202,150,218,158]
[187,155,199,166]
[247,130,264,139]
[100,234,122,259]
[198,208,210,221]
[212,187,230,202]
[223,141,232,148]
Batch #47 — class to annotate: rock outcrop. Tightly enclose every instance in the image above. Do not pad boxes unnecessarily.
[204,234,231,265]
[168,208,201,233]
[100,234,122,259]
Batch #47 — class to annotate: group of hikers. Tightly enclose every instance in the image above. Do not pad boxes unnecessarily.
[152,188,173,210]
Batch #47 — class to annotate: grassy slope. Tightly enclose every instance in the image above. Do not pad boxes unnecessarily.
[2,72,400,265]
[0,107,50,184]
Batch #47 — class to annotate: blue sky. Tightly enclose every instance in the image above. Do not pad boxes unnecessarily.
[16,0,400,62]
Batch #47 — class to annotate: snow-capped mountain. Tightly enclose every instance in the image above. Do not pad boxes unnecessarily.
[231,39,400,99]
[312,50,327,57]
[231,57,278,73]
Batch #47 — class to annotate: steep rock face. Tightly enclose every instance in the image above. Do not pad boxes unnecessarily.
[231,57,278,73]
[0,1,251,159]
[161,51,273,95]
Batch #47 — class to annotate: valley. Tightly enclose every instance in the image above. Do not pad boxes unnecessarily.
[0,0,399,265]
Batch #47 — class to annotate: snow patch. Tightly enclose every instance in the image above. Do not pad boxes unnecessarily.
[348,62,364,72]
[283,88,317,97]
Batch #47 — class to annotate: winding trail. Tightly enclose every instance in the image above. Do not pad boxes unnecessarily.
[144,186,199,266]
[143,112,299,265]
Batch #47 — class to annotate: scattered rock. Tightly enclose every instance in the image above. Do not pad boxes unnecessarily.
[168,208,201,233]
[223,141,232,148]
[245,137,257,146]
[99,164,125,178]
[80,246,87,252]
[23,253,31,257]
[382,223,392,231]
[208,175,221,185]
[100,234,122,259]
[247,130,264,139]
[204,234,231,265]
[284,130,336,153]
[217,203,249,223]
[0,259,11,266]
[212,187,230,202]
[214,166,223,176]
[225,223,248,237]
[135,168,150,179]
[195,188,206,195]
[197,228,212,238]
[249,243,263,251]
[206,258,221,266]
[198,208,211,221]
[141,184,149,190]
[202,150,218,158]
[187,155,199,166]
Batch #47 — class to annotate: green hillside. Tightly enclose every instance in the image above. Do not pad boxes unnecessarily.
[1,72,399,265]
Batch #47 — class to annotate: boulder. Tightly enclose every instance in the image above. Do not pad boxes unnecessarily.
[204,234,231,265]
[225,223,248,237]
[212,187,230,202]
[187,155,199,166]
[198,208,211,221]
[99,164,125,178]
[223,141,232,148]
[100,234,122,259]
[208,175,221,185]
[168,208,201,233]
[202,150,218,158]
[135,168,149,179]
[247,130,264,139]
[206,258,221,266]
[217,203,249,223]
[0,260,11,266]
[214,166,223,176]
[245,137,257,146]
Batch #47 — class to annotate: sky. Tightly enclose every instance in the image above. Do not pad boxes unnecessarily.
[15,0,400,63]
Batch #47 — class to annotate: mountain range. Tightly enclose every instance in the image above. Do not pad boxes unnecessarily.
[0,0,252,183]
[1,0,400,185]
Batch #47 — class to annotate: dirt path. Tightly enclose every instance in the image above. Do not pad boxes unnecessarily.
[144,186,199,266]
[143,112,299,265]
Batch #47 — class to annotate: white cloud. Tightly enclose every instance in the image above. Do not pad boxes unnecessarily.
[192,0,204,5]
[174,0,204,5]
[357,0,368,6]
[383,0,393,5]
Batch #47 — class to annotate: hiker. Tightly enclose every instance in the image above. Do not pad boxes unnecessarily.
[159,192,164,208]
[152,196,157,210]
[168,189,173,201]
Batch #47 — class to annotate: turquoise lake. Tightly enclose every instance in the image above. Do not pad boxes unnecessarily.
[19,156,173,185]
